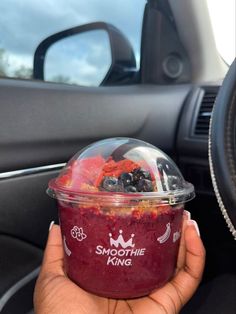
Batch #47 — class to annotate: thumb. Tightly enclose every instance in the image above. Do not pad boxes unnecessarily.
[40,222,65,276]
[170,220,205,307]
[149,220,205,313]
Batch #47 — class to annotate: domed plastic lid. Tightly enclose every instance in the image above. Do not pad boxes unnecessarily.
[48,138,195,205]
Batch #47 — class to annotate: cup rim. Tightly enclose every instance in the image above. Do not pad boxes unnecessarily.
[47,178,195,206]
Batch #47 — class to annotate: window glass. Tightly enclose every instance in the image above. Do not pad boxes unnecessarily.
[207,0,236,65]
[0,0,146,86]
[44,30,112,86]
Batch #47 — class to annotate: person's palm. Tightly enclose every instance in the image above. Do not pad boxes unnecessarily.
[34,215,205,314]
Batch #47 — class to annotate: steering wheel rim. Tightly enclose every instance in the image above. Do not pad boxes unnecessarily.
[209,59,236,240]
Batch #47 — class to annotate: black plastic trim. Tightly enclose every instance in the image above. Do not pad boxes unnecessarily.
[177,86,220,159]
[141,0,191,84]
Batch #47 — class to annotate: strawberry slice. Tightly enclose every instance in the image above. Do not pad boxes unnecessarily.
[57,156,106,191]
[103,159,139,177]
[72,155,106,188]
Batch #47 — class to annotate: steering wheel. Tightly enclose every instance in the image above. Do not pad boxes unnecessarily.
[209,59,236,240]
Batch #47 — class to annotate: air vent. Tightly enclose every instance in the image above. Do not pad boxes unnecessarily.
[194,88,219,136]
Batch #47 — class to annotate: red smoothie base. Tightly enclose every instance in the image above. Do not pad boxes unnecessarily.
[59,202,183,299]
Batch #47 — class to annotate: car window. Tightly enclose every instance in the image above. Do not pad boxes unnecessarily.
[0,0,146,86]
[207,0,236,65]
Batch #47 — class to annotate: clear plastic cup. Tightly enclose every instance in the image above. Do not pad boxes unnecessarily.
[47,138,195,299]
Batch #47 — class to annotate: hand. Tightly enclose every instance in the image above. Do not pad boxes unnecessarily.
[34,212,205,314]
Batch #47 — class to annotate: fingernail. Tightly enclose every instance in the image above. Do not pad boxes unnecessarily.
[187,219,200,236]
[49,221,55,231]
[183,210,191,220]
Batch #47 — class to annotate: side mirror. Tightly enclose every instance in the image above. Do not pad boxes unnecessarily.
[33,22,136,86]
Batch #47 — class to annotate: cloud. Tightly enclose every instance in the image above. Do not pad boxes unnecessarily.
[44,30,111,85]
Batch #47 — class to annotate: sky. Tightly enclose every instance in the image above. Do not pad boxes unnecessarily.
[207,0,236,65]
[0,0,235,86]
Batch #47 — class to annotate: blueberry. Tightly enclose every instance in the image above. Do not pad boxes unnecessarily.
[137,179,153,192]
[119,172,133,187]
[142,171,152,180]
[132,168,152,183]
[125,185,137,192]
[132,169,143,182]
[102,176,120,192]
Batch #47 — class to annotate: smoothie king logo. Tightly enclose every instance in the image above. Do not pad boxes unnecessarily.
[109,230,135,248]
[95,230,146,266]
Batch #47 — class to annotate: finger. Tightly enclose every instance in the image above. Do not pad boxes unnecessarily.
[182,220,204,280]
[41,223,65,276]
[150,219,205,313]
[171,220,205,305]
[176,210,191,272]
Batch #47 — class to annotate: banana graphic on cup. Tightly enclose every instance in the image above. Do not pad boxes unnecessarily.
[63,236,72,256]
[157,223,171,244]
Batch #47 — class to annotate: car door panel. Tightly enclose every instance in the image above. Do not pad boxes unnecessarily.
[0,236,42,301]
[0,79,191,171]
[0,237,41,314]
[0,171,58,247]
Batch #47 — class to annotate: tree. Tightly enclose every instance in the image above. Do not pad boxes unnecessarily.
[0,48,33,79]
[14,65,32,79]
[0,48,7,76]
[51,74,71,84]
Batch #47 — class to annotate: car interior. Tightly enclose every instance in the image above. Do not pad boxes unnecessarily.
[0,0,235,313]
